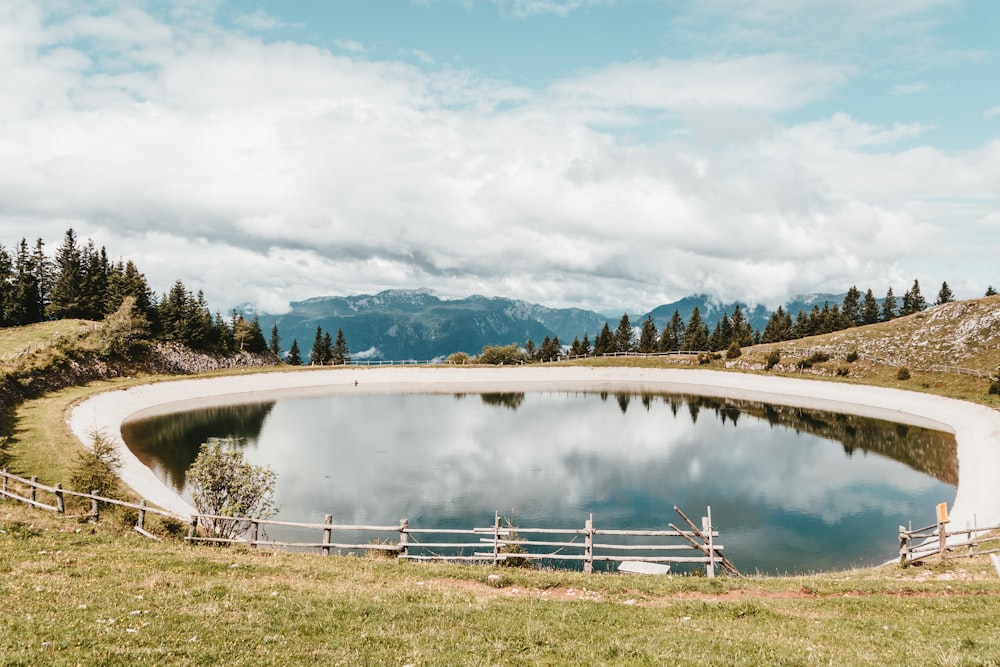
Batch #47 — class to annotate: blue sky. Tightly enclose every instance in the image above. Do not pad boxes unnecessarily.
[1,0,997,313]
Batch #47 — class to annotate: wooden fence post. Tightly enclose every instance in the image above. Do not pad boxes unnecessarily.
[493,512,501,566]
[29,476,37,504]
[939,520,948,561]
[136,499,146,533]
[584,515,593,574]
[55,483,65,514]
[249,520,259,549]
[898,526,909,566]
[91,491,100,523]
[187,516,198,540]
[322,514,333,556]
[1,468,7,496]
[399,519,409,559]
[703,511,715,579]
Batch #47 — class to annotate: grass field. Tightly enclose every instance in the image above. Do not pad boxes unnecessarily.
[2,304,1000,665]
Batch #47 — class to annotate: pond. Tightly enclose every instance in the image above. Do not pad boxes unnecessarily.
[121,390,957,573]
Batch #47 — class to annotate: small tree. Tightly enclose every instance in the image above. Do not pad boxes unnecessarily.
[99,296,150,357]
[614,314,636,353]
[285,339,302,365]
[70,431,123,499]
[268,323,281,357]
[935,281,955,305]
[638,316,658,353]
[188,439,278,541]
[332,328,350,365]
[987,286,998,297]
[881,287,897,322]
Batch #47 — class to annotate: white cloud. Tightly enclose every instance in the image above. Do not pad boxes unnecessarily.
[235,10,301,32]
[0,2,995,315]
[334,39,366,54]
[986,107,1000,119]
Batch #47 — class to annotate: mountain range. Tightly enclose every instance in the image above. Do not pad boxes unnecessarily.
[254,289,848,362]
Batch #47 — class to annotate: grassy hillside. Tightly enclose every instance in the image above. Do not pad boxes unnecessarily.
[2,502,1000,666]
[2,298,1000,664]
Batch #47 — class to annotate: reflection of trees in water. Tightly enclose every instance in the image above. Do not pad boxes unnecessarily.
[479,393,525,411]
[122,402,275,490]
[675,394,957,485]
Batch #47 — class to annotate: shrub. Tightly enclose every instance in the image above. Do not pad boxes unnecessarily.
[188,439,278,541]
[765,349,781,370]
[807,351,830,364]
[446,352,471,365]
[70,431,123,499]
[897,367,911,381]
[836,366,850,377]
[477,344,527,366]
[845,349,859,363]
[726,341,742,359]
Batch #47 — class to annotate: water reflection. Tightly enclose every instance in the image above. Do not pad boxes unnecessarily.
[121,392,956,573]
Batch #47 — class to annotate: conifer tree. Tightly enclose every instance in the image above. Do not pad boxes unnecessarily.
[593,322,614,356]
[841,286,861,327]
[332,328,350,365]
[638,316,658,353]
[580,331,591,356]
[659,309,685,352]
[0,244,13,326]
[47,228,84,320]
[681,306,709,351]
[729,304,753,347]
[881,287,897,321]
[987,286,997,297]
[614,314,635,353]
[286,339,302,365]
[524,339,536,360]
[269,324,281,356]
[861,289,880,325]
[935,281,955,305]
[761,306,792,343]
[900,279,926,315]
[310,326,326,365]
[569,336,582,357]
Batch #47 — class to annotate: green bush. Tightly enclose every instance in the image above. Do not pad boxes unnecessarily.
[70,431,124,499]
[765,349,781,370]
[726,341,742,359]
[845,349,859,363]
[446,352,471,365]
[477,344,526,366]
[188,439,278,541]
[897,367,911,381]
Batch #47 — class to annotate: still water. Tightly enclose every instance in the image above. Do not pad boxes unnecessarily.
[122,391,957,573]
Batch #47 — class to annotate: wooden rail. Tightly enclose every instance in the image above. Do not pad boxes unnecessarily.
[898,509,1000,565]
[1,469,738,575]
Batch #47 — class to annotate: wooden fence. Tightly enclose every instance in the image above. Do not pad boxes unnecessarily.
[1,468,738,576]
[898,510,1000,565]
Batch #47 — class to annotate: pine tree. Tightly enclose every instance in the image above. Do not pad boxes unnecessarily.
[861,289,880,325]
[332,328,350,365]
[987,286,998,297]
[614,313,635,353]
[709,313,733,351]
[524,339,536,361]
[47,228,84,320]
[310,326,326,365]
[268,323,281,356]
[593,322,614,356]
[580,331,591,356]
[761,306,792,343]
[659,309,685,352]
[286,339,302,365]
[0,243,13,326]
[841,286,861,327]
[682,306,709,351]
[637,316,658,353]
[900,279,926,315]
[935,281,955,305]
[569,336,582,357]
[881,287,897,321]
[729,304,753,346]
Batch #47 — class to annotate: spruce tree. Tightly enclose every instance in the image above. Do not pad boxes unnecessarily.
[841,286,861,327]
[900,279,926,315]
[310,326,326,365]
[47,228,84,320]
[881,287,897,321]
[0,244,13,326]
[659,309,685,352]
[935,281,955,305]
[614,314,635,353]
[761,306,792,343]
[580,331,591,356]
[637,316,658,353]
[593,322,613,355]
[729,304,753,346]
[332,328,350,365]
[682,307,709,351]
[861,289,880,325]
[987,286,998,297]
[322,330,334,364]
[269,324,281,356]
[286,339,302,365]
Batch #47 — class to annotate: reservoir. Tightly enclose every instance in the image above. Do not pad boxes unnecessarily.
[122,390,957,573]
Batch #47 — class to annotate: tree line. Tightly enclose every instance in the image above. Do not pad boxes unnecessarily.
[525,279,984,362]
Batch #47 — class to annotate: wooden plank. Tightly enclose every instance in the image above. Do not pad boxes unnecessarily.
[618,561,671,575]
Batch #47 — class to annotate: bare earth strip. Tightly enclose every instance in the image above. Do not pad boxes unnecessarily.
[68,366,1000,532]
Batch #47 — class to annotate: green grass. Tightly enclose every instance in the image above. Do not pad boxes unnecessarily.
[3,502,1000,666]
[3,304,1000,664]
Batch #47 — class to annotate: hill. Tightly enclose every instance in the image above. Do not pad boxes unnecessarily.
[255,290,853,362]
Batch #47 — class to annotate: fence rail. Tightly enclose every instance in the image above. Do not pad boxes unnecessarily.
[1,468,738,576]
[898,509,1000,565]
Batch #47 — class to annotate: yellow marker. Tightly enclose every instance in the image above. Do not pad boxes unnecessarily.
[936,502,949,524]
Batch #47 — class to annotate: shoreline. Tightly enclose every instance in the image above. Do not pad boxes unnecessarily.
[68,366,1000,531]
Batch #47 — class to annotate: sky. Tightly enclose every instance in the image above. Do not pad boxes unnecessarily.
[1,0,998,315]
